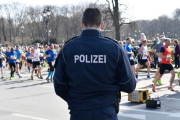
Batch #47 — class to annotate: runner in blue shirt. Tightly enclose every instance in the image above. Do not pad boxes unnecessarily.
[7,48,17,80]
[124,37,135,76]
[45,43,57,82]
[26,48,32,73]
[14,45,23,78]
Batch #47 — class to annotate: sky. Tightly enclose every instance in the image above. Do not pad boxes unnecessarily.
[0,0,180,21]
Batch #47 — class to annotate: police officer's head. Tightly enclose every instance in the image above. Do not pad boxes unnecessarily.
[82,8,104,30]
[126,37,131,44]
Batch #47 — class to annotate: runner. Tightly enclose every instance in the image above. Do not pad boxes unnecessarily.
[31,43,43,80]
[40,46,44,67]
[5,47,10,68]
[136,40,151,79]
[26,47,32,73]
[14,45,23,78]
[124,37,135,75]
[152,38,175,92]
[39,46,44,78]
[45,43,56,82]
[7,48,17,80]
[151,35,166,85]
[0,49,5,79]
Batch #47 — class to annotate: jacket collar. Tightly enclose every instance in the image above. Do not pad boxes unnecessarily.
[81,29,103,37]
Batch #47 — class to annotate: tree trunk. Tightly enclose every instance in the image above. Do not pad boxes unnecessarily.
[113,0,120,40]
[10,27,12,42]
[1,18,7,41]
[115,26,120,40]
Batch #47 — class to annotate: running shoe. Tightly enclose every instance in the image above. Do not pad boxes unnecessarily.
[39,76,43,79]
[36,75,40,78]
[31,76,33,80]
[12,74,14,77]
[152,79,155,83]
[19,75,22,78]
[135,74,138,79]
[10,77,12,80]
[1,76,4,79]
[147,75,151,79]
[152,79,159,85]
[46,78,50,83]
[168,86,174,91]
[158,79,162,85]
[152,84,156,92]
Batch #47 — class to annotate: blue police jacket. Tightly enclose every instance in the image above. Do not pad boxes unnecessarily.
[54,29,136,111]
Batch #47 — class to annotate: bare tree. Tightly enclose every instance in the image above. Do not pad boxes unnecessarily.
[104,0,131,40]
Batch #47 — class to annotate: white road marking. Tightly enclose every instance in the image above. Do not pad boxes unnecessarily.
[121,106,180,118]
[169,112,180,117]
[120,106,171,115]
[161,97,180,101]
[118,112,146,120]
[12,114,49,120]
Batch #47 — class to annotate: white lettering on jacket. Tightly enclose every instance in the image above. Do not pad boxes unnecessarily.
[74,55,106,63]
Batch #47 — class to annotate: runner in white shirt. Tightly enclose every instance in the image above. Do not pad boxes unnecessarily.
[136,40,151,79]
[31,43,43,80]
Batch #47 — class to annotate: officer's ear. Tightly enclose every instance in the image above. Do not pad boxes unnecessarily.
[100,21,104,30]
[81,22,85,29]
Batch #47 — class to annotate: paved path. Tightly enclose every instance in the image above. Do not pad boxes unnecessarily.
[0,67,180,120]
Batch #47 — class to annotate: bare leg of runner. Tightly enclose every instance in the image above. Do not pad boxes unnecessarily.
[169,70,175,86]
[136,65,142,74]
[146,61,150,75]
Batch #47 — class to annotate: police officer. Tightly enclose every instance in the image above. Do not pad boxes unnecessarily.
[54,8,136,120]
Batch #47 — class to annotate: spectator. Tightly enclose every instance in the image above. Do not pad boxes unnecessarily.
[151,41,158,68]
[119,41,124,47]
[173,39,180,68]
[154,34,160,43]
[140,33,146,43]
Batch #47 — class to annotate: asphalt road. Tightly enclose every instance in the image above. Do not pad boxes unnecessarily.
[0,67,180,120]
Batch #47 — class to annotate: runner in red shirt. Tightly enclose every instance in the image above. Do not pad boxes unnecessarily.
[152,38,175,92]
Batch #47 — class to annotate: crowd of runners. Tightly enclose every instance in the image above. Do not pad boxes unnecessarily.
[123,33,180,93]
[0,43,62,83]
[0,33,179,93]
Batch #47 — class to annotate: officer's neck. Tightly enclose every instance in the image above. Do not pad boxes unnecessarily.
[84,27,101,31]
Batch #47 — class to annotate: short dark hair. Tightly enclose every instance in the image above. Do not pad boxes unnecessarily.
[82,8,102,28]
